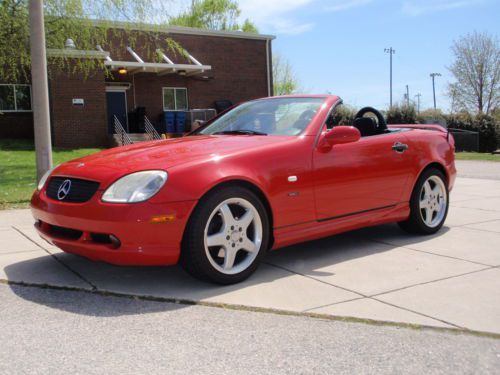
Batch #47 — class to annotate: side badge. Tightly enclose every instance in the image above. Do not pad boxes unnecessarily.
[288,176,298,183]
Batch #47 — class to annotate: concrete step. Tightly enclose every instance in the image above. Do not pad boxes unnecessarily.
[109,133,153,147]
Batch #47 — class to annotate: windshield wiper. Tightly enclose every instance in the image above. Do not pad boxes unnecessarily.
[213,130,268,136]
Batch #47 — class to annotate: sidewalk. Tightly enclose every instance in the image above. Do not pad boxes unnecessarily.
[1,176,499,335]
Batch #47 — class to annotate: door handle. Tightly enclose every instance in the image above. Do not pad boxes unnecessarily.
[392,142,409,153]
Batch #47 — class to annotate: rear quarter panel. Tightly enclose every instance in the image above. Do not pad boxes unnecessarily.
[401,129,456,201]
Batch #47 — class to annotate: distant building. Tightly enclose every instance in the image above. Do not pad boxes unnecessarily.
[0,24,274,148]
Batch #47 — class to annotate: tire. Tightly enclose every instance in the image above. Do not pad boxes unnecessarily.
[398,168,449,235]
[181,185,270,284]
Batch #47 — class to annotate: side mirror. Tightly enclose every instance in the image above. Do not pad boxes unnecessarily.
[320,126,361,150]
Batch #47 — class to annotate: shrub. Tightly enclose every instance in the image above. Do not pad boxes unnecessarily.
[446,113,497,152]
[331,105,357,125]
[417,109,447,126]
[386,104,417,124]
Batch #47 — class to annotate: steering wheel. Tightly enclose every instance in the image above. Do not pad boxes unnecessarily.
[354,107,387,132]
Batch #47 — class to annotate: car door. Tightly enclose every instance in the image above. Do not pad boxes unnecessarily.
[313,128,413,221]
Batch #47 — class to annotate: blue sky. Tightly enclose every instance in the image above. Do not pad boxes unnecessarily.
[233,0,500,111]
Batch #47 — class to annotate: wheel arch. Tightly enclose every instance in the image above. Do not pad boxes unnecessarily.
[419,162,449,185]
[183,179,275,250]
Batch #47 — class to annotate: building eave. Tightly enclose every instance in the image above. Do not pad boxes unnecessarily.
[46,48,109,59]
[92,20,276,41]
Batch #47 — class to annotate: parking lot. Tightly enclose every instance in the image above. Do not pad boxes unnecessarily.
[1,163,499,336]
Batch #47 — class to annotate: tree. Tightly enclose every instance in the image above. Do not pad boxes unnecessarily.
[272,53,300,96]
[448,31,500,115]
[0,0,175,82]
[169,0,257,33]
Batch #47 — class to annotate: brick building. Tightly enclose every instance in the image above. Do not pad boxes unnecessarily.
[0,25,274,148]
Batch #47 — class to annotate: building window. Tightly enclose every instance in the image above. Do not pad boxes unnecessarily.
[162,87,188,111]
[0,84,32,112]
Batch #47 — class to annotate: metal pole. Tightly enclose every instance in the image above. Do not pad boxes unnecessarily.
[406,85,410,106]
[415,93,421,113]
[432,76,436,109]
[390,50,393,107]
[29,0,53,181]
[430,73,441,110]
[384,48,395,108]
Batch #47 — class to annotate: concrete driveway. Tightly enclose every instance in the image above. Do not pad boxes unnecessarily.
[1,173,499,335]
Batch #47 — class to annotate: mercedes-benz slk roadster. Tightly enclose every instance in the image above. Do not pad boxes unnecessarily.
[31,95,456,284]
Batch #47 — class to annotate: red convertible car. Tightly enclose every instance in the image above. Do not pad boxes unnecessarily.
[31,95,456,284]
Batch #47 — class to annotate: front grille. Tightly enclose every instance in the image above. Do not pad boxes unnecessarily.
[46,177,100,203]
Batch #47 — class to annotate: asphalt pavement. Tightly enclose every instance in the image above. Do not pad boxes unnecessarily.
[1,284,499,375]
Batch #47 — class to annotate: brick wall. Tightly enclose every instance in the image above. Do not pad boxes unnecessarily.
[48,65,108,148]
[2,29,272,148]
[108,32,271,125]
[0,112,33,139]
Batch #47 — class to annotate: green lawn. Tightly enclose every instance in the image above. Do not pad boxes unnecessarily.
[455,152,500,162]
[0,139,102,210]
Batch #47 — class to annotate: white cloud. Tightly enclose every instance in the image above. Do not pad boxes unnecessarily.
[325,0,374,12]
[238,0,316,35]
[401,0,484,16]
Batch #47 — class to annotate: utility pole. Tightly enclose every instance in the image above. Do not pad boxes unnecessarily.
[384,47,395,108]
[430,72,441,110]
[29,0,53,181]
[415,93,422,113]
[405,84,410,106]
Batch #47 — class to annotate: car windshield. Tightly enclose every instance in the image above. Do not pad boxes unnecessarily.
[194,97,325,136]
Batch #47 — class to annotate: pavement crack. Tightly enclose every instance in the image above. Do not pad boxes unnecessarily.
[368,238,494,267]
[368,266,495,299]
[11,226,98,291]
[263,261,367,298]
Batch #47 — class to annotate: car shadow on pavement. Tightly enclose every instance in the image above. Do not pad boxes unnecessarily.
[4,223,450,317]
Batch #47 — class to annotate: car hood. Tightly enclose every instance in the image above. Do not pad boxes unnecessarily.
[53,135,292,186]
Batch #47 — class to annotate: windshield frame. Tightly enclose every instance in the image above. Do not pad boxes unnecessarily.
[189,96,328,137]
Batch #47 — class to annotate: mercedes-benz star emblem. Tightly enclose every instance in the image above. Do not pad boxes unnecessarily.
[57,179,72,200]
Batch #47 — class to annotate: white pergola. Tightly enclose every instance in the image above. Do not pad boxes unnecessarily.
[99,45,211,76]
[47,45,211,77]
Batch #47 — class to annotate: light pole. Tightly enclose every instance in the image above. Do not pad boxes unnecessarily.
[405,84,410,106]
[29,0,53,181]
[430,72,441,110]
[384,47,395,107]
[415,93,422,113]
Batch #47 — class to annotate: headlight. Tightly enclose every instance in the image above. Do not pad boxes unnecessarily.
[37,167,56,191]
[102,170,168,203]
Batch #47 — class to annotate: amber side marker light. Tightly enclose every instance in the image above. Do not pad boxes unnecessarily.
[118,67,128,75]
[150,214,176,224]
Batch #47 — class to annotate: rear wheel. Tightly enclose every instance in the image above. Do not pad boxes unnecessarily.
[398,168,449,234]
[181,186,270,284]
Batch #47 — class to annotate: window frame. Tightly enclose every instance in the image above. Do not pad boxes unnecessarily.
[0,84,33,113]
[162,87,188,111]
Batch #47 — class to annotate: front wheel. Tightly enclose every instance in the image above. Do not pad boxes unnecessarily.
[181,186,270,284]
[398,168,449,234]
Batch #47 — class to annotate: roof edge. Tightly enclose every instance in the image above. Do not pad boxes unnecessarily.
[92,20,276,41]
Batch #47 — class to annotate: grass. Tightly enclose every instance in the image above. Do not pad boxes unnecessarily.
[455,152,500,162]
[0,139,102,210]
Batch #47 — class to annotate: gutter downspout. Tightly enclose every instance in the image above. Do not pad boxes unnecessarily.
[266,39,272,97]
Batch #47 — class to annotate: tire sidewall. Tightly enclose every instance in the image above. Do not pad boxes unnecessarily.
[182,186,270,284]
[410,168,449,234]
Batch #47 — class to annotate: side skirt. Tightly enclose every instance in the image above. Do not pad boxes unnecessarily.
[271,202,410,250]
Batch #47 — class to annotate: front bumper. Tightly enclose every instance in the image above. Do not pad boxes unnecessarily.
[31,190,197,266]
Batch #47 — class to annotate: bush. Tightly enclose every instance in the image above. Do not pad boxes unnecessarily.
[417,109,447,126]
[386,104,417,124]
[446,113,497,153]
[331,105,357,126]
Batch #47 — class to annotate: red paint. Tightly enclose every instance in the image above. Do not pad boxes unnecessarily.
[31,95,456,265]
